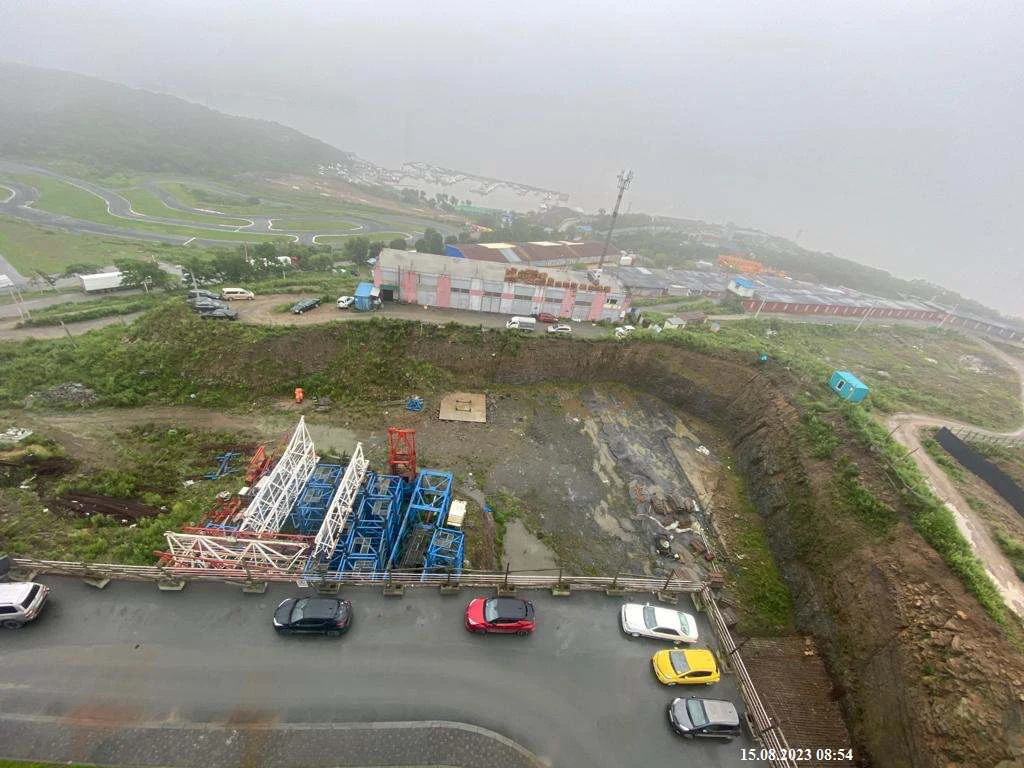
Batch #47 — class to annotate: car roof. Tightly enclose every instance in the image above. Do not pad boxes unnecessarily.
[677,648,718,673]
[487,597,530,619]
[0,582,35,604]
[700,698,740,725]
[652,606,686,627]
[299,598,342,618]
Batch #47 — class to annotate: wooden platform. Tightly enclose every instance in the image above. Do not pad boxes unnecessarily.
[439,392,487,423]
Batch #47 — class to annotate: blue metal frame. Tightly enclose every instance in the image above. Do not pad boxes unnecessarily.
[422,526,465,580]
[205,451,241,480]
[386,470,453,572]
[289,463,343,534]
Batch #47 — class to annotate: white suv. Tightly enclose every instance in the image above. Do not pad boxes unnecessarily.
[0,582,50,628]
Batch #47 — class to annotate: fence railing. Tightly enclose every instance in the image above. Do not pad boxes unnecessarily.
[11,557,795,766]
[953,427,1024,450]
[702,586,797,768]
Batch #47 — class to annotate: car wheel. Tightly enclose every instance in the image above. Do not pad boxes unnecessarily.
[515,629,529,637]
[2,620,24,629]
[630,632,640,638]
[326,630,342,638]
[668,682,676,686]
[276,627,292,635]
[474,628,488,635]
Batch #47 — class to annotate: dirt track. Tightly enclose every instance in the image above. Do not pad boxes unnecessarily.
[886,339,1024,618]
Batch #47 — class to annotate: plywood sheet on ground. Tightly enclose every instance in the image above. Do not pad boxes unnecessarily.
[439,392,487,423]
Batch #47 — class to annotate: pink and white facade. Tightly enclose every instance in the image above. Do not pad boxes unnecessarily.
[375,249,629,322]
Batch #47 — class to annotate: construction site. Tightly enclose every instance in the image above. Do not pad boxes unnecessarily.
[157,421,467,585]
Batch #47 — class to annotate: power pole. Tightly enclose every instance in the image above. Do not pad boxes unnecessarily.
[597,170,633,270]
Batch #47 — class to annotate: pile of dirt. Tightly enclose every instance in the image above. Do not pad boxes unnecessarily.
[29,382,97,407]
[54,492,162,525]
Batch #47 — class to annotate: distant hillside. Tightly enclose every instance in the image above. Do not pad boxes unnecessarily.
[0,63,349,177]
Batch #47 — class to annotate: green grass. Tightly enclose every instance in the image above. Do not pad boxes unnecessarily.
[4,173,289,243]
[0,761,98,768]
[16,294,164,328]
[315,232,409,245]
[270,218,361,232]
[121,187,251,227]
[921,433,966,482]
[647,319,1023,431]
[993,528,1024,580]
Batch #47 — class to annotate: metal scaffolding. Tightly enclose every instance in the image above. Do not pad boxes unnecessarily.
[309,442,368,565]
[289,463,344,534]
[423,526,465,580]
[387,427,417,480]
[160,528,311,571]
[336,473,405,574]
[239,417,319,534]
[387,470,453,571]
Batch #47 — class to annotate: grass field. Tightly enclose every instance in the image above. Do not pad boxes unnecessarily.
[655,320,1023,430]
[121,187,251,227]
[5,173,288,243]
[0,216,174,275]
[315,232,409,245]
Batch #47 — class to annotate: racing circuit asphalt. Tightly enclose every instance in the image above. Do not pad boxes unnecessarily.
[0,162,458,248]
[0,577,760,768]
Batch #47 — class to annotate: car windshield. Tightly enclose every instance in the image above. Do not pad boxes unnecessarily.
[290,598,311,620]
[669,651,690,675]
[686,699,709,727]
[642,605,657,629]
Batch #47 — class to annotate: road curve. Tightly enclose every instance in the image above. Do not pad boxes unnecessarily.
[886,340,1024,618]
[0,162,457,248]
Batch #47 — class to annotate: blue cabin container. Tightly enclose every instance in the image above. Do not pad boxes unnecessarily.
[354,282,377,311]
[829,370,869,403]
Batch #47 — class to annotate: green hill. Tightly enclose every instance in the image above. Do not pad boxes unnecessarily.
[0,62,349,177]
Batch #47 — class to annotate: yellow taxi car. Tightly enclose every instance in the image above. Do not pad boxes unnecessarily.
[652,648,721,685]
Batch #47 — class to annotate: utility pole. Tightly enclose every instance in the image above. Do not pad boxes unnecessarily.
[597,170,633,271]
[854,306,873,332]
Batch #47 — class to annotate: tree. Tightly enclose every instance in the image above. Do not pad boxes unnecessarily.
[61,263,103,277]
[388,237,407,250]
[115,259,172,291]
[343,236,371,262]
[444,235,458,245]
[414,228,445,255]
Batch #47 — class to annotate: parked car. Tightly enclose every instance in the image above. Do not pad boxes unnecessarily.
[190,298,229,312]
[220,287,255,301]
[291,297,322,314]
[336,295,355,309]
[614,325,636,339]
[668,697,741,740]
[273,597,352,636]
[547,324,572,335]
[187,289,220,301]
[620,602,698,643]
[652,648,720,685]
[506,316,537,331]
[464,597,535,636]
[199,307,239,320]
[536,312,558,323]
[0,581,50,629]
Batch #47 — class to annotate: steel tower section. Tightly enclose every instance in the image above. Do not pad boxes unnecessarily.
[239,417,319,534]
[160,529,311,571]
[310,442,368,564]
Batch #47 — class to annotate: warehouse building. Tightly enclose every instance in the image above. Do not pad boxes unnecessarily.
[444,241,614,267]
[609,266,729,298]
[739,275,944,320]
[374,249,629,321]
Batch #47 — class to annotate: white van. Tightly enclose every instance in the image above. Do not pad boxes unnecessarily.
[221,287,255,301]
[506,316,537,331]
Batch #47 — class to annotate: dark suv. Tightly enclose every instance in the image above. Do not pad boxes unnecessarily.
[273,597,352,636]
[291,297,322,314]
[187,289,220,301]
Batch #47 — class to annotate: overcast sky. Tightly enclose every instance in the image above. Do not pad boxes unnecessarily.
[4,0,1023,315]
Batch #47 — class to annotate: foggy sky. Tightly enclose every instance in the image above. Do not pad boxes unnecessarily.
[4,0,1022,315]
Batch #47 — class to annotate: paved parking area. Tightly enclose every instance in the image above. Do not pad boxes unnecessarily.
[0,578,761,767]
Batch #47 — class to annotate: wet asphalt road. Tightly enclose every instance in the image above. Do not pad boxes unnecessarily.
[0,577,760,768]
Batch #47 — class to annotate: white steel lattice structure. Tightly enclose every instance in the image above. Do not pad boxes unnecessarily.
[161,530,310,571]
[240,417,319,533]
[310,442,368,563]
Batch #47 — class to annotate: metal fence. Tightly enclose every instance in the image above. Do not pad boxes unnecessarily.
[953,427,1024,450]
[12,557,795,767]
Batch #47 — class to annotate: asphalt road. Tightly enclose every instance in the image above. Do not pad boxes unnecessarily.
[0,162,457,248]
[0,578,759,768]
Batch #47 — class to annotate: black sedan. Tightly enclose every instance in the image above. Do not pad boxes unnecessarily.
[291,297,322,314]
[199,307,238,320]
[273,597,352,636]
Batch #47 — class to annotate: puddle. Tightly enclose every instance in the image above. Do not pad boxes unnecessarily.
[305,424,359,454]
[502,518,558,573]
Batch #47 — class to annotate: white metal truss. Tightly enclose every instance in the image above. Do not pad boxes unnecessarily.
[162,531,310,571]
[310,442,368,564]
[240,417,319,533]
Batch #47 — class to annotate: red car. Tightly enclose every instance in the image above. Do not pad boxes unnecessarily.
[464,597,536,636]
[536,312,558,323]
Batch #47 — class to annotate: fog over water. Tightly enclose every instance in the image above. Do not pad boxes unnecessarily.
[4,0,1022,314]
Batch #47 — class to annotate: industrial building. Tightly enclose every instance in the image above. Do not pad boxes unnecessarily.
[738,275,945,320]
[609,266,728,298]
[374,248,629,321]
[444,240,615,267]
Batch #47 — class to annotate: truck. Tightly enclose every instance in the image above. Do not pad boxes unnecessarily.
[506,316,537,331]
[79,271,124,293]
